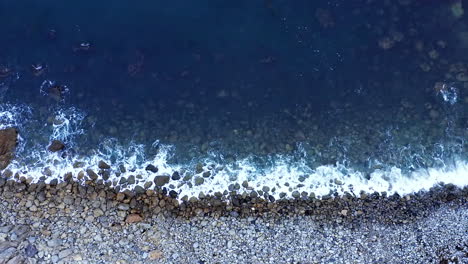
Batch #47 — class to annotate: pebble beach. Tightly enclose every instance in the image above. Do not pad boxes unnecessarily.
[0,179,467,263]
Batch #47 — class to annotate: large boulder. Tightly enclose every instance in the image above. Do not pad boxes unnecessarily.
[0,128,18,170]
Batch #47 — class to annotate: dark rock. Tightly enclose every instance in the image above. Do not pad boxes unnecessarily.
[169,190,178,198]
[98,160,110,170]
[145,164,158,173]
[49,178,58,185]
[119,164,126,173]
[0,127,18,169]
[25,244,38,257]
[134,185,145,194]
[86,169,99,181]
[119,177,127,185]
[47,139,65,152]
[202,171,211,178]
[242,181,249,188]
[196,163,204,173]
[127,175,135,185]
[268,195,275,202]
[101,170,110,181]
[171,171,181,180]
[154,175,170,187]
[63,172,73,182]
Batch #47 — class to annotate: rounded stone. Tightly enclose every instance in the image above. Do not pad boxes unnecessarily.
[127,175,136,185]
[145,164,158,173]
[194,176,204,186]
[171,171,181,180]
[292,191,301,199]
[154,175,170,187]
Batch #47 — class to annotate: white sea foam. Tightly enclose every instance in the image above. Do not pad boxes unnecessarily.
[1,103,467,200]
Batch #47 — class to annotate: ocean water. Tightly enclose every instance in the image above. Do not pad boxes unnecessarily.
[0,0,466,199]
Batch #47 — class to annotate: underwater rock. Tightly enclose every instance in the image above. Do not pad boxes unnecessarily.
[0,128,18,170]
[48,140,65,152]
[48,85,67,102]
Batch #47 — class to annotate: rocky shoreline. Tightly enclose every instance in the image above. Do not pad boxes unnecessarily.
[0,177,467,263]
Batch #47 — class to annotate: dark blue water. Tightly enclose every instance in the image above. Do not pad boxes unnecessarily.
[0,0,466,198]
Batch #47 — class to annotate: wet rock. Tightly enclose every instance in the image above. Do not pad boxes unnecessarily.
[127,175,135,185]
[119,177,127,185]
[194,176,204,186]
[171,171,181,180]
[0,128,18,170]
[63,172,73,182]
[242,181,249,188]
[143,181,153,189]
[47,139,65,152]
[119,164,126,173]
[134,185,145,194]
[145,164,158,173]
[86,169,99,181]
[291,191,301,199]
[154,175,170,187]
[98,160,110,170]
[169,190,178,198]
[48,178,58,186]
[73,161,85,168]
[101,170,110,181]
[196,163,204,173]
[202,171,211,178]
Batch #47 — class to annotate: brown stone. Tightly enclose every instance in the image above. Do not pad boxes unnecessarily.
[0,128,18,170]
[148,250,163,260]
[48,140,65,152]
[125,214,143,224]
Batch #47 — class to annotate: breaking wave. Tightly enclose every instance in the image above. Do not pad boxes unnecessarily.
[1,101,466,200]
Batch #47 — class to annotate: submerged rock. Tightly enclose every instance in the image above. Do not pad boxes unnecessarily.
[0,128,18,170]
[48,140,65,152]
